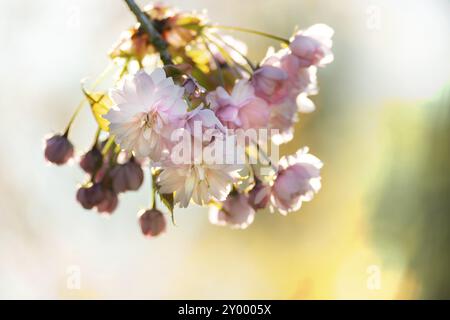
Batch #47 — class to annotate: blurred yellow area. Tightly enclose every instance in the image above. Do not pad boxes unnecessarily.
[0,0,449,299]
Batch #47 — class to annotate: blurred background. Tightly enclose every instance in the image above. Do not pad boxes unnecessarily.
[0,0,449,299]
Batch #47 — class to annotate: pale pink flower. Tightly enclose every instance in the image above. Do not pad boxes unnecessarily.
[248,180,271,210]
[207,80,270,130]
[209,193,255,229]
[105,68,188,160]
[157,145,241,207]
[257,48,318,143]
[289,24,334,68]
[279,52,318,96]
[184,105,225,143]
[271,147,322,214]
[252,65,288,104]
[262,49,317,96]
[296,93,316,113]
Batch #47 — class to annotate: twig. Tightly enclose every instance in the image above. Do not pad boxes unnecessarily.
[123,0,173,65]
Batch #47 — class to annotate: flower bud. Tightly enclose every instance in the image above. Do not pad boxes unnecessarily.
[110,157,144,193]
[271,148,322,214]
[96,189,118,214]
[289,24,334,67]
[93,164,110,184]
[76,183,105,209]
[248,181,271,210]
[76,187,91,209]
[44,134,74,165]
[80,147,103,174]
[138,209,166,237]
[183,78,197,96]
[183,77,205,98]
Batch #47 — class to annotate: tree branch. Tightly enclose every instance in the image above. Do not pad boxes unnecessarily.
[123,0,173,65]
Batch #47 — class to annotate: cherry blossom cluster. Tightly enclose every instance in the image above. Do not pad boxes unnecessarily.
[44,2,333,237]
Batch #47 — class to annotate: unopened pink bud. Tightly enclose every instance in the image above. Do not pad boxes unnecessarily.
[289,24,334,67]
[80,147,103,174]
[110,157,144,193]
[44,134,74,165]
[96,189,118,214]
[76,183,105,210]
[138,209,166,238]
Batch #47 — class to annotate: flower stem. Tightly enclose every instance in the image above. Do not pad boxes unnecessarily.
[209,25,290,44]
[63,99,85,136]
[203,33,252,76]
[201,35,225,86]
[209,33,257,71]
[91,126,101,149]
[101,135,115,156]
[118,57,130,80]
[64,63,113,136]
[123,0,173,65]
[150,168,156,209]
[256,142,278,172]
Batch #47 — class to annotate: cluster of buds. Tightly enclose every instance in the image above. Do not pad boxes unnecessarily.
[44,2,333,238]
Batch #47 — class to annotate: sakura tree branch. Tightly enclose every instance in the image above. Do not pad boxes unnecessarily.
[123,0,173,65]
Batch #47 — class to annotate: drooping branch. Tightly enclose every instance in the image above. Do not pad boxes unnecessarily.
[123,0,173,65]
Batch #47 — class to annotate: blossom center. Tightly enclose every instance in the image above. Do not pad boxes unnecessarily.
[140,111,158,140]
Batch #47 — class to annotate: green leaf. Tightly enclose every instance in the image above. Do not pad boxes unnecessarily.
[159,192,176,225]
[152,169,176,225]
[82,88,112,132]
[163,65,186,79]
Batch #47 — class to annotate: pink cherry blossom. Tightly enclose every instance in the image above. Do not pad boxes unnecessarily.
[105,68,188,160]
[268,99,297,145]
[256,48,319,144]
[271,147,322,214]
[279,52,318,95]
[251,65,288,104]
[209,193,255,229]
[289,24,334,68]
[267,69,316,145]
[157,140,242,207]
[248,180,271,210]
[207,80,270,130]
[45,0,335,236]
[184,105,225,144]
[260,49,317,99]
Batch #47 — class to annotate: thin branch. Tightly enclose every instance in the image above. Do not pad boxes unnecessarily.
[123,0,173,65]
